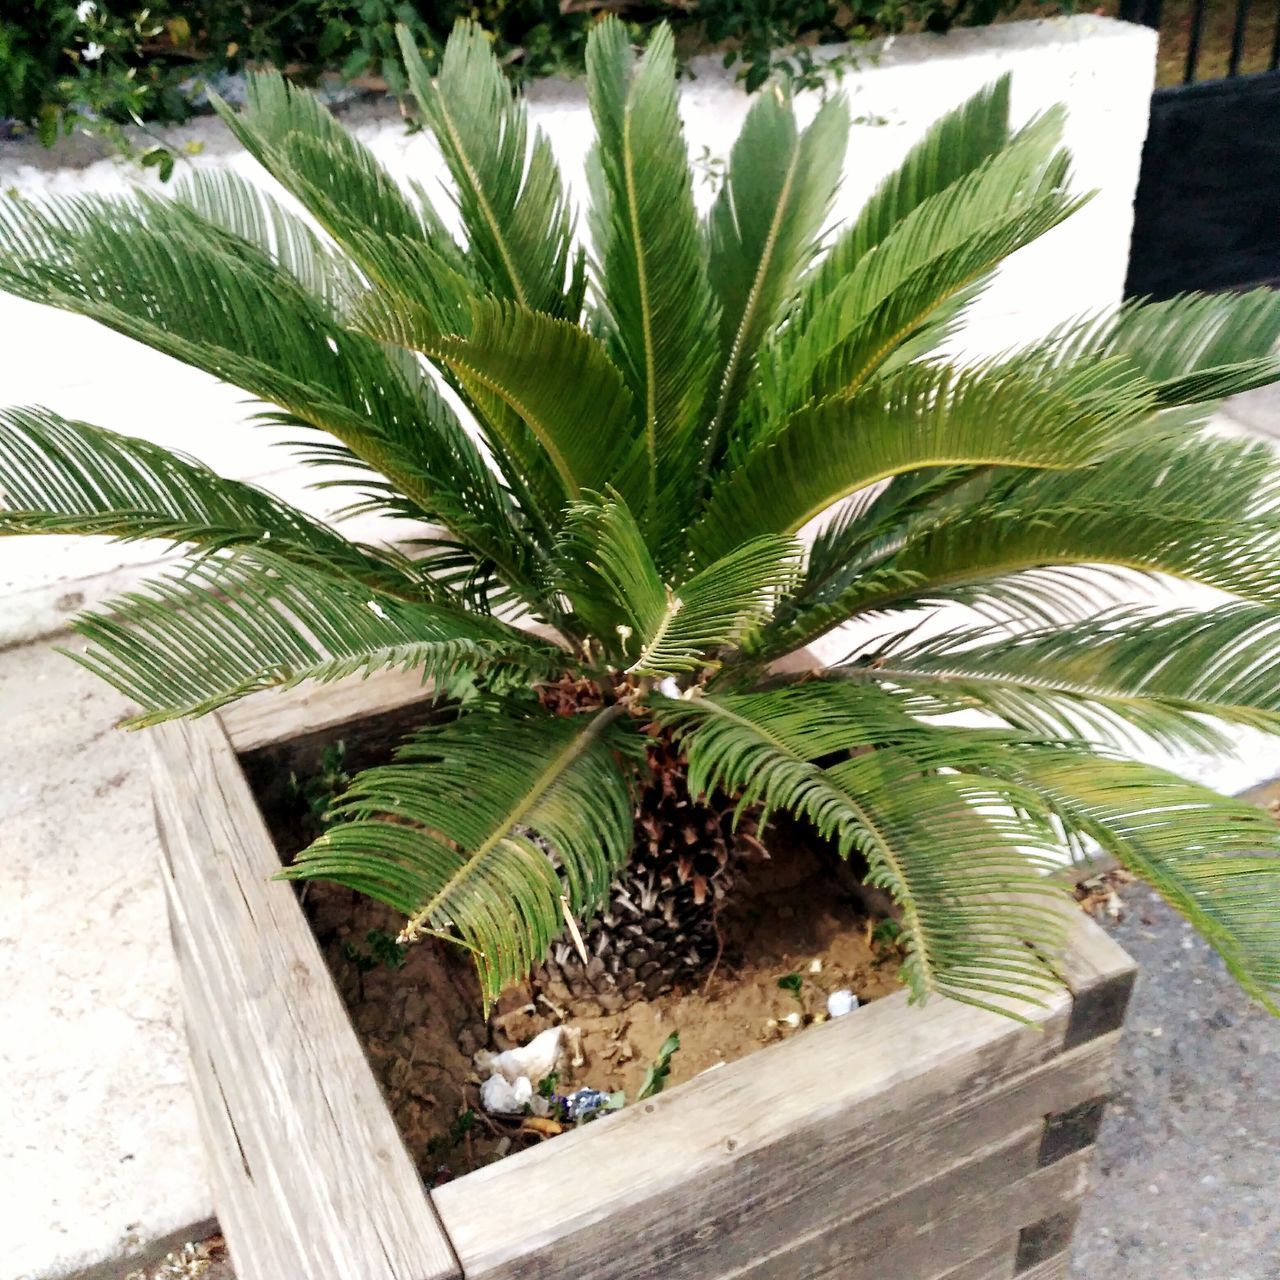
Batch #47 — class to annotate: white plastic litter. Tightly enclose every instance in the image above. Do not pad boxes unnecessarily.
[480,1074,534,1116]
[826,989,859,1018]
[474,1026,564,1085]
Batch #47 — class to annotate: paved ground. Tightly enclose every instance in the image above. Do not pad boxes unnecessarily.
[1071,885,1280,1280]
[1,639,214,1280]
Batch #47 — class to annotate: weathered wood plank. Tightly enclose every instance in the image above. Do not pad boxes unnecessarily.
[934,1240,1018,1280]
[431,983,1119,1280]
[219,666,440,754]
[1054,907,1136,1050]
[151,715,460,1280]
[1014,1252,1071,1280]
[750,1142,1092,1280]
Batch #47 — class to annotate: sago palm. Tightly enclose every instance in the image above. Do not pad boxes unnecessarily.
[4,18,1280,1018]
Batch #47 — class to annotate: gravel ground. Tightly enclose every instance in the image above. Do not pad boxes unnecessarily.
[1070,888,1280,1279]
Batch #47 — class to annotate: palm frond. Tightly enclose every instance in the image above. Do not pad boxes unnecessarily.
[1108,288,1280,403]
[995,746,1280,1014]
[756,499,1280,661]
[586,17,719,528]
[362,296,639,513]
[398,22,576,316]
[71,549,556,726]
[701,87,848,474]
[0,406,418,592]
[0,189,550,614]
[171,168,360,314]
[655,684,1071,1012]
[283,703,640,1005]
[556,492,800,674]
[693,355,1155,565]
[752,105,1080,430]
[211,70,449,271]
[849,602,1280,752]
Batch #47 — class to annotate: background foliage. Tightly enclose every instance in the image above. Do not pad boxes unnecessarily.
[1,0,1070,152]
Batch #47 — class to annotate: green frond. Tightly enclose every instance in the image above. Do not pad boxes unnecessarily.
[822,76,1016,279]
[995,746,1280,1014]
[701,86,849,474]
[757,500,1280,661]
[753,103,1080,430]
[71,549,556,727]
[850,602,1280,753]
[1107,288,1280,403]
[171,168,360,314]
[283,704,640,1006]
[210,70,449,274]
[557,492,800,674]
[586,18,719,527]
[0,189,550,614]
[655,684,1071,1012]
[398,22,575,316]
[0,406,416,593]
[693,355,1155,565]
[362,296,639,513]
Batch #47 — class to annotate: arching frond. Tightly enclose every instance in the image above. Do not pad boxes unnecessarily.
[693,356,1155,565]
[850,602,1280,752]
[71,549,556,727]
[655,684,1072,1012]
[557,493,800,674]
[0,406,415,593]
[211,70,439,269]
[0,190,547,612]
[586,17,719,528]
[804,76,1016,298]
[702,87,849,474]
[362,297,638,514]
[756,501,1280,661]
[1107,288,1280,403]
[170,168,359,314]
[398,22,575,316]
[282,704,640,1006]
[753,105,1080,429]
[994,746,1280,1014]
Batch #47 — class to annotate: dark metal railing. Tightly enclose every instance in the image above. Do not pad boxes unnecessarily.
[1119,0,1280,84]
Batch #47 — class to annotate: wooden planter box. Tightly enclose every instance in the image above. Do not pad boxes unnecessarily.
[150,668,1135,1280]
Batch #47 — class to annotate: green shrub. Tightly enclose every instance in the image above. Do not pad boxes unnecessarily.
[2,0,1072,152]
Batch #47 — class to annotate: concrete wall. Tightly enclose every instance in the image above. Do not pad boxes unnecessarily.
[0,15,1156,649]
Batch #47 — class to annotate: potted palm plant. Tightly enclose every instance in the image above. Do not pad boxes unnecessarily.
[2,17,1279,1279]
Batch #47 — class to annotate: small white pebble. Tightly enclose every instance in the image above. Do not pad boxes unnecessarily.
[827,989,859,1018]
[782,1011,802,1028]
[808,958,822,974]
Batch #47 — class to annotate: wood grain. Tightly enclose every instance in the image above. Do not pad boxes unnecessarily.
[432,991,1119,1280]
[1015,1253,1071,1280]
[739,1134,1092,1280]
[935,1241,1019,1280]
[219,666,440,754]
[151,715,460,1280]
